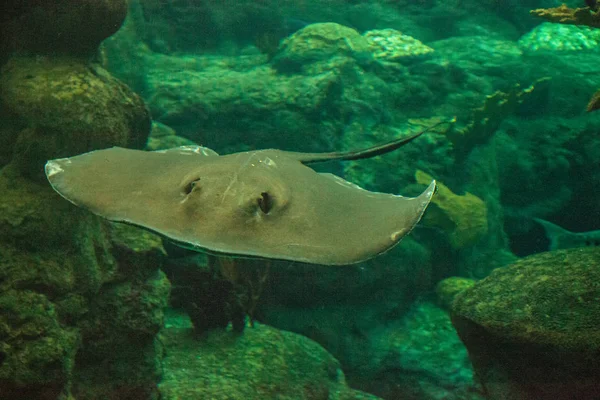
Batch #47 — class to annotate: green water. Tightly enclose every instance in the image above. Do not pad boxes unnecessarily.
[0,1,599,399]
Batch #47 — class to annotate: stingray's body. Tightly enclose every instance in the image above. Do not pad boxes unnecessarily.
[45,128,438,265]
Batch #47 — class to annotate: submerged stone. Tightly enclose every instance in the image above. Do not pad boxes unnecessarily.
[452,247,600,400]
[436,277,476,310]
[0,289,79,399]
[159,311,381,400]
[519,22,600,52]
[0,168,170,399]
[273,22,373,72]
[364,29,434,63]
[0,56,150,177]
[416,170,488,249]
[145,121,197,151]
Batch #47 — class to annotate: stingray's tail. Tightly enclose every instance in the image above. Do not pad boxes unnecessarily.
[294,118,455,165]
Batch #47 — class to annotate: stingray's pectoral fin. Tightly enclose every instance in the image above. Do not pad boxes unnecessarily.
[359,179,437,262]
[308,174,437,265]
[394,180,437,241]
[45,158,81,207]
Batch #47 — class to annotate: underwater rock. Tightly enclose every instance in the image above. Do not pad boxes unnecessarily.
[0,169,169,399]
[528,6,600,114]
[72,234,169,399]
[0,169,109,294]
[529,4,600,114]
[518,22,600,53]
[416,170,488,249]
[0,0,128,56]
[348,301,484,400]
[0,109,22,170]
[587,88,600,112]
[258,237,456,397]
[0,289,80,399]
[364,29,434,63]
[435,276,476,310]
[0,1,167,397]
[0,56,150,177]
[159,311,380,400]
[135,0,291,54]
[98,0,153,95]
[141,52,350,152]
[272,22,373,72]
[452,247,600,400]
[145,121,198,151]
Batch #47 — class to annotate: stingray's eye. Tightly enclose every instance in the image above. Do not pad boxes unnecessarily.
[257,192,273,214]
[183,179,200,195]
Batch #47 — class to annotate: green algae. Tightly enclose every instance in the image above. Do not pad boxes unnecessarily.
[273,22,373,72]
[0,56,150,162]
[453,247,600,351]
[159,311,381,400]
[452,247,600,399]
[0,167,170,398]
[435,277,476,310]
[0,290,79,387]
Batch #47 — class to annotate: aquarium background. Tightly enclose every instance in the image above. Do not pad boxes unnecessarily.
[0,0,599,399]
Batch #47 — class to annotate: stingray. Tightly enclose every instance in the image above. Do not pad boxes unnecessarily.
[45,126,440,265]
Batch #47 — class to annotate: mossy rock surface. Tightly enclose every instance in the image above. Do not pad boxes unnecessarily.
[416,170,488,249]
[273,22,372,71]
[145,121,198,151]
[0,290,79,386]
[0,56,150,165]
[436,277,476,310]
[0,166,168,398]
[72,270,169,400]
[143,53,343,152]
[0,168,114,295]
[159,312,381,400]
[453,247,600,351]
[364,29,434,62]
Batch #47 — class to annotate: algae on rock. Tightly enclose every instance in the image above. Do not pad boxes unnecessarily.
[452,247,600,400]
[435,276,476,310]
[0,1,167,398]
[364,28,434,63]
[159,311,381,400]
[0,56,150,178]
[272,22,373,72]
[416,170,488,250]
[530,4,600,112]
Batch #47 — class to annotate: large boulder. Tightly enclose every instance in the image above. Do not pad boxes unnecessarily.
[159,312,380,400]
[452,247,600,400]
[0,56,150,178]
[272,22,372,72]
[0,166,169,399]
[0,1,164,397]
